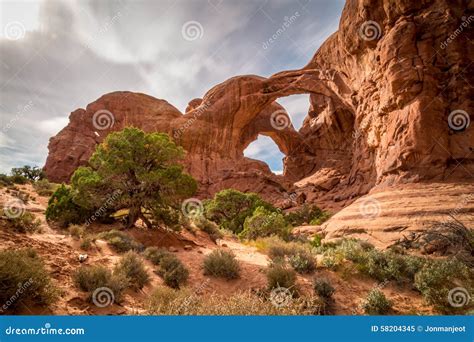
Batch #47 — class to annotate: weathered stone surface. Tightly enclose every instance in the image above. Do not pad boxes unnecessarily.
[44,0,473,211]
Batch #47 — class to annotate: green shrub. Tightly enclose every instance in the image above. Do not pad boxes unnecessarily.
[239,206,291,240]
[310,234,322,248]
[33,179,56,197]
[11,165,44,181]
[73,265,128,302]
[362,288,392,315]
[68,224,85,240]
[285,205,330,226]
[313,278,335,300]
[266,263,296,290]
[98,230,143,253]
[204,189,276,234]
[414,258,473,310]
[80,237,94,251]
[9,174,28,184]
[143,247,172,265]
[45,184,88,227]
[157,254,189,289]
[3,210,41,233]
[0,174,13,187]
[0,248,56,311]
[288,251,316,274]
[193,216,223,242]
[114,252,150,290]
[203,249,240,280]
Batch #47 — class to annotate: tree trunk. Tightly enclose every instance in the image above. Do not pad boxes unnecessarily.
[126,206,140,229]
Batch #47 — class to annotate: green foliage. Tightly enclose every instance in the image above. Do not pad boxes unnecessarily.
[80,237,94,251]
[414,258,473,310]
[362,288,392,315]
[11,165,45,181]
[193,216,223,242]
[310,234,322,248]
[156,254,189,289]
[287,251,316,274]
[204,189,276,234]
[114,251,150,290]
[71,127,197,229]
[313,278,335,300]
[143,247,172,265]
[45,184,89,227]
[285,205,330,226]
[266,263,297,290]
[73,265,128,302]
[33,179,56,197]
[0,248,56,311]
[3,211,41,233]
[240,206,291,240]
[203,249,240,280]
[0,174,13,187]
[98,230,143,253]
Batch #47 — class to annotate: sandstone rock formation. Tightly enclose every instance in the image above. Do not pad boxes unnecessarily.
[45,0,473,219]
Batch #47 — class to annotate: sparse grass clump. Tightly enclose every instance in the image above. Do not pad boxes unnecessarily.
[33,179,56,197]
[73,265,127,302]
[313,277,335,301]
[80,236,94,251]
[287,251,316,274]
[156,254,189,289]
[68,224,85,240]
[203,249,240,280]
[0,248,56,311]
[147,288,321,315]
[193,216,223,242]
[98,230,143,253]
[362,288,392,315]
[6,211,41,234]
[266,263,296,290]
[143,247,172,265]
[114,252,150,290]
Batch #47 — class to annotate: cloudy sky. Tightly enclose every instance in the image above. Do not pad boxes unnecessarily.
[0,0,344,174]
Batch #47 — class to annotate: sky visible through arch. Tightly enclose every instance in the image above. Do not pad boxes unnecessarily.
[0,0,345,173]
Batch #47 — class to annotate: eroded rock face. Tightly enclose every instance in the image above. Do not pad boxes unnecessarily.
[44,0,473,208]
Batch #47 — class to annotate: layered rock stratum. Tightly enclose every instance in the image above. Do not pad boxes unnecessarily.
[44,0,473,244]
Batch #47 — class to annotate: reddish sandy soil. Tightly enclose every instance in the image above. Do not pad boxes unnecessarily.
[0,184,435,315]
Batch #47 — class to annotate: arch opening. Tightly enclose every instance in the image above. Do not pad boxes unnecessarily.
[243,135,285,175]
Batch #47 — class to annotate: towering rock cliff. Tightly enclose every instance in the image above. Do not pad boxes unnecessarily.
[44,0,473,210]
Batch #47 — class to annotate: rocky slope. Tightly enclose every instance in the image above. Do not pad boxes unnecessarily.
[44,0,473,243]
